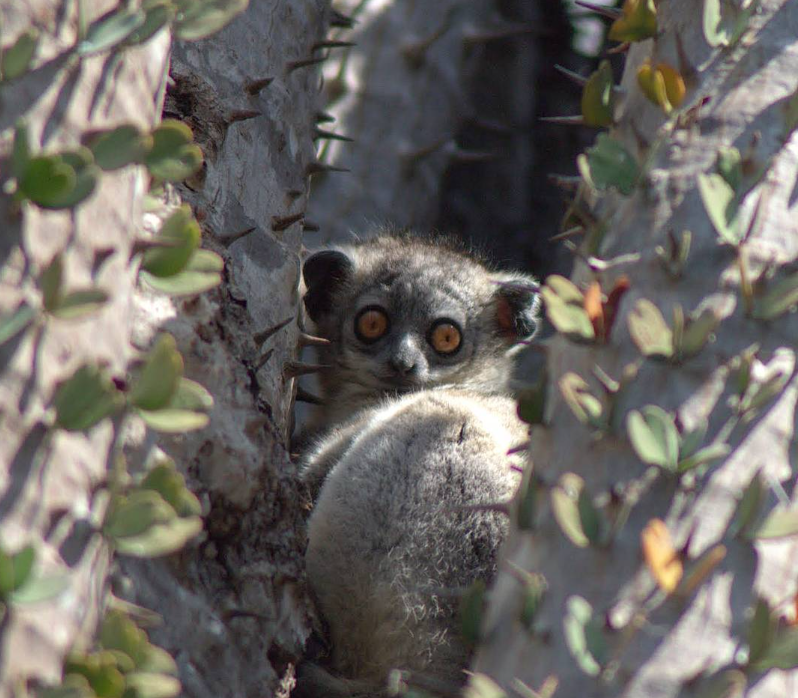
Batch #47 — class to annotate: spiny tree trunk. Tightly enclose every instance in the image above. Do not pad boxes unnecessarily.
[475,1,798,697]
[0,1,169,694]
[0,2,329,698]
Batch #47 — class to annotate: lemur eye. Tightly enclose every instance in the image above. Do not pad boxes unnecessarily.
[429,320,462,355]
[355,307,389,343]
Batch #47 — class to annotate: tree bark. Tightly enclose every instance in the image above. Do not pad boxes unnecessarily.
[475,2,798,697]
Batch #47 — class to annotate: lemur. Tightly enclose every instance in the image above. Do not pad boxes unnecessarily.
[294,233,538,698]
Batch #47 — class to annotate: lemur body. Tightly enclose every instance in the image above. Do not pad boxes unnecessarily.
[296,234,538,697]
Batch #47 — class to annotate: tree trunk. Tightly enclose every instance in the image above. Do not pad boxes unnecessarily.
[0,1,169,694]
[475,2,798,697]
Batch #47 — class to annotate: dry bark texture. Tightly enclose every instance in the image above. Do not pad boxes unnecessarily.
[118,3,332,698]
[0,1,169,695]
[476,1,798,697]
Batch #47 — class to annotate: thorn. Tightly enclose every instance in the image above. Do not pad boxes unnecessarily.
[306,160,350,177]
[508,441,530,455]
[222,226,257,247]
[253,316,294,346]
[254,349,274,372]
[330,9,356,28]
[244,77,274,95]
[298,332,331,348]
[606,41,630,54]
[302,220,320,232]
[313,128,353,142]
[226,109,261,124]
[574,1,622,20]
[315,111,335,123]
[539,115,586,126]
[549,226,585,242]
[286,188,304,201]
[400,138,447,165]
[286,56,326,73]
[402,24,451,68]
[464,24,539,44]
[283,361,331,378]
[547,174,582,192]
[447,145,496,163]
[465,115,515,136]
[296,387,326,405]
[554,64,588,87]
[313,39,356,50]
[271,212,305,232]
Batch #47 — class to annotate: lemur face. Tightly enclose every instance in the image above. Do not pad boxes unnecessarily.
[302,234,539,402]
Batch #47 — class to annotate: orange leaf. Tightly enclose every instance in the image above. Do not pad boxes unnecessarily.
[641,519,683,593]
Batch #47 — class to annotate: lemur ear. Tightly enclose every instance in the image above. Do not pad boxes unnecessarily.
[303,250,355,322]
[493,277,540,342]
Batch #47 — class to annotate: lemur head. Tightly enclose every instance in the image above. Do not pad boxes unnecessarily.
[302,233,539,409]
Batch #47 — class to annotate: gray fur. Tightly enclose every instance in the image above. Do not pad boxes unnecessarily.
[296,234,537,697]
[302,234,539,434]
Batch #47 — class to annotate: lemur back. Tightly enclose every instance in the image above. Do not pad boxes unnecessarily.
[295,233,538,698]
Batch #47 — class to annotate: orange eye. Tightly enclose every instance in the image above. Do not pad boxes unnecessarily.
[429,321,462,355]
[355,308,389,343]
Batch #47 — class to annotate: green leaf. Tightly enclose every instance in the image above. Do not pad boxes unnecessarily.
[9,573,70,604]
[111,516,203,558]
[0,303,36,346]
[540,276,594,342]
[172,0,250,40]
[1,29,39,81]
[551,473,589,548]
[141,461,202,517]
[740,368,790,416]
[66,652,126,698]
[716,146,742,191]
[460,580,486,647]
[676,442,730,473]
[139,250,222,296]
[749,626,798,671]
[608,0,657,42]
[138,409,210,433]
[703,0,732,47]
[753,272,798,321]
[747,598,777,666]
[678,420,707,461]
[729,472,765,538]
[627,406,679,470]
[19,156,76,209]
[52,365,123,431]
[125,3,176,46]
[0,545,34,597]
[680,307,720,359]
[129,334,184,411]
[698,172,739,244]
[141,205,200,278]
[516,570,546,631]
[559,373,604,429]
[579,133,639,195]
[40,254,64,311]
[144,120,203,182]
[104,491,177,540]
[581,60,614,127]
[51,289,109,320]
[169,378,214,412]
[751,508,798,540]
[690,670,746,698]
[125,673,181,698]
[563,596,605,677]
[627,299,673,359]
[78,8,146,56]
[11,122,31,179]
[85,125,151,171]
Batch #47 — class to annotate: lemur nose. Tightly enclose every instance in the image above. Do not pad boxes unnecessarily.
[390,354,417,375]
